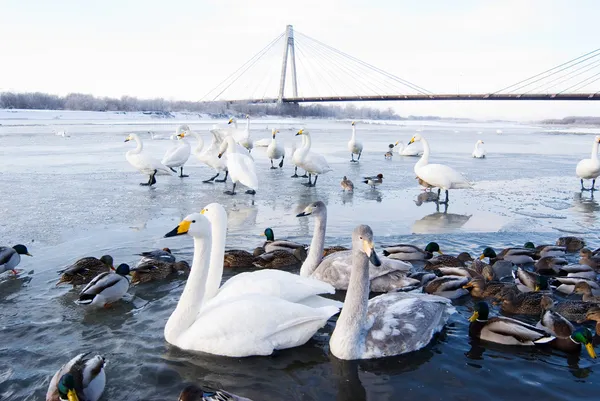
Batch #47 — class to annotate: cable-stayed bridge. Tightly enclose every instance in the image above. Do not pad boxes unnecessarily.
[201,25,600,104]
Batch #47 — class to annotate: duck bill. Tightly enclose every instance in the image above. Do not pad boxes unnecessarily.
[478,254,486,260]
[362,240,381,266]
[534,285,541,292]
[67,389,80,401]
[26,252,33,257]
[463,281,474,289]
[165,220,191,238]
[586,343,597,359]
[468,311,479,322]
[437,250,444,255]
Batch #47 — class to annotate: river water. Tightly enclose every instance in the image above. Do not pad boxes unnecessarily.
[0,111,599,400]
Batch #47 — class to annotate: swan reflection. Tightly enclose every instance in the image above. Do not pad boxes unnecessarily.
[412,202,472,234]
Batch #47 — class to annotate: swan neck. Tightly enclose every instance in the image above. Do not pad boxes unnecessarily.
[351,126,356,141]
[300,212,327,277]
[133,135,143,153]
[164,235,211,344]
[193,132,204,154]
[592,141,599,160]
[202,214,227,303]
[415,138,430,170]
[304,134,312,151]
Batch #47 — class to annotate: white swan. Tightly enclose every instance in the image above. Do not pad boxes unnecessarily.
[124,133,172,185]
[472,139,486,159]
[290,135,308,178]
[295,129,333,187]
[218,136,258,195]
[329,225,455,360]
[408,134,472,203]
[347,121,363,162]
[395,140,422,157]
[190,131,229,183]
[162,212,339,357]
[161,125,192,177]
[229,115,253,152]
[266,128,285,169]
[575,135,600,191]
[200,203,343,309]
[297,201,419,292]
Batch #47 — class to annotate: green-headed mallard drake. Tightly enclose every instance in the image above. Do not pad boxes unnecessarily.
[223,249,263,268]
[541,295,597,323]
[501,290,544,315]
[468,301,554,345]
[0,244,32,275]
[262,228,306,254]
[534,256,568,274]
[556,236,585,252]
[46,352,106,401]
[323,245,348,257]
[463,276,512,299]
[424,253,472,269]
[381,242,442,261]
[538,309,596,358]
[574,282,600,302]
[178,384,253,401]
[131,260,189,284]
[424,275,470,299]
[480,246,535,265]
[56,255,114,287]
[252,248,307,269]
[75,264,130,308]
[515,267,550,292]
[579,248,600,270]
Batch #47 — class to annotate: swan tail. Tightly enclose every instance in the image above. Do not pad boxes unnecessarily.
[297,295,343,309]
[316,305,342,319]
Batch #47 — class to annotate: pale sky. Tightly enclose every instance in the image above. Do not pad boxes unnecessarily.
[1,0,599,121]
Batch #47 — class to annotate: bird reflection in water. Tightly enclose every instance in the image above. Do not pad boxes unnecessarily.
[412,199,471,234]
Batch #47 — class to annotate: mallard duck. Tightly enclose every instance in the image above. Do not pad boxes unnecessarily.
[465,259,495,281]
[538,309,596,358]
[585,307,600,339]
[463,277,512,299]
[323,246,349,257]
[534,256,568,274]
[556,263,596,279]
[580,249,600,269]
[556,236,585,252]
[223,249,263,268]
[382,242,441,261]
[525,242,566,259]
[416,176,435,191]
[500,290,544,315]
[468,301,554,345]
[252,248,307,269]
[409,271,440,287]
[262,228,306,254]
[573,282,600,302]
[340,176,354,191]
[553,276,600,295]
[0,244,32,275]
[363,173,383,188]
[541,295,596,323]
[594,248,600,256]
[424,253,472,269]
[46,353,106,401]
[435,266,473,278]
[56,255,114,286]
[136,247,175,264]
[178,384,253,401]
[480,246,535,265]
[131,260,189,284]
[75,264,130,308]
[424,275,469,299]
[515,267,550,292]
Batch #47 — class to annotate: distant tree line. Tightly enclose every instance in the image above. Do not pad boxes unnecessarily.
[540,116,600,125]
[0,91,406,120]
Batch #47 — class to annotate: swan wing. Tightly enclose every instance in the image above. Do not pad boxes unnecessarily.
[417,163,471,189]
[161,142,191,167]
[299,151,332,175]
[228,153,258,189]
[127,152,173,175]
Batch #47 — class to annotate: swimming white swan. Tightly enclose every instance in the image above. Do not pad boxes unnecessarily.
[575,135,600,191]
[297,201,418,292]
[472,140,486,159]
[266,128,285,169]
[348,121,363,162]
[218,136,258,195]
[329,225,455,360]
[395,140,422,157]
[200,203,343,309]
[161,125,192,177]
[408,134,472,204]
[229,115,253,152]
[124,133,172,186]
[295,129,333,187]
[162,212,339,357]
[190,131,229,183]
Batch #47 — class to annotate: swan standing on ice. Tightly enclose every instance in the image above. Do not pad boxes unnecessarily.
[295,129,332,187]
[218,136,258,195]
[408,134,472,204]
[348,121,363,162]
[290,136,309,178]
[125,133,172,186]
[190,130,229,183]
[229,115,253,153]
[472,140,486,159]
[266,128,285,169]
[161,125,192,177]
[576,135,600,191]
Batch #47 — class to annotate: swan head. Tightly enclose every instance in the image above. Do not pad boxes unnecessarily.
[477,140,484,145]
[200,203,228,229]
[272,129,279,138]
[164,212,211,239]
[595,135,600,143]
[177,125,190,135]
[295,129,309,136]
[124,134,138,142]
[227,117,236,125]
[296,201,326,218]
[351,121,355,126]
[352,224,381,267]
[408,134,423,145]
[246,114,250,119]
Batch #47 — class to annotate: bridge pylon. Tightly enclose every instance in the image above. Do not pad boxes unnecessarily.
[278,25,298,103]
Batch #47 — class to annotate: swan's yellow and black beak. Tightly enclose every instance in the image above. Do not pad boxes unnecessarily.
[296,204,313,217]
[124,135,132,142]
[468,311,479,322]
[228,118,233,124]
[351,121,355,126]
[586,343,597,359]
[408,137,415,145]
[165,220,191,237]
[295,129,304,136]
[394,141,399,146]
[67,389,79,401]
[177,133,185,139]
[362,240,381,266]
[217,152,223,158]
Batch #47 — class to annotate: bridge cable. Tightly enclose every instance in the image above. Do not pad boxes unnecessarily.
[525,57,600,94]
[558,71,600,94]
[294,40,345,97]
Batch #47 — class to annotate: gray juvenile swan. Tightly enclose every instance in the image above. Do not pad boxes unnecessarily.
[297,201,419,292]
[329,225,455,360]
